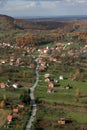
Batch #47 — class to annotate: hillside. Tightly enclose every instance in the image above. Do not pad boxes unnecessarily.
[0,14,87,45]
[0,14,24,30]
[0,14,73,31]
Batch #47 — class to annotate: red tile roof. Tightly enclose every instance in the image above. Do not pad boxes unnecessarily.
[7,115,12,121]
[13,109,18,113]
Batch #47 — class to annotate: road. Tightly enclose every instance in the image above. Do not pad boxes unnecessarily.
[26,57,39,130]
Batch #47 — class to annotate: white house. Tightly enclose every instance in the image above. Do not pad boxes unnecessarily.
[12,83,18,89]
[59,75,64,80]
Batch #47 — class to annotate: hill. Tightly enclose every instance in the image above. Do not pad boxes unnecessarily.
[0,14,73,31]
[0,14,87,45]
[0,14,24,30]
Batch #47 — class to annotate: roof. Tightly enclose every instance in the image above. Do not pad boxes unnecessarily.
[49,82,54,88]
[18,102,24,108]
[7,115,12,121]
[44,73,50,78]
[13,108,18,113]
[0,82,5,88]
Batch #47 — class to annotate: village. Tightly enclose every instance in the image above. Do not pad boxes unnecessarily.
[0,39,87,130]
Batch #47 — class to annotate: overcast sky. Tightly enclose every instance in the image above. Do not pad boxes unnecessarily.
[0,0,87,17]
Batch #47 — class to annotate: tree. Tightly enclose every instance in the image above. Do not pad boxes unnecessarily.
[20,90,30,105]
[76,88,81,98]
[0,100,5,108]
[23,71,27,78]
[74,67,81,80]
[3,94,7,101]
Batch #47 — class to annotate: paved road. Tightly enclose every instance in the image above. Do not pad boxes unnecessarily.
[26,57,39,130]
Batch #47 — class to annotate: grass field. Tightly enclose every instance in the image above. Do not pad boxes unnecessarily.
[34,49,87,130]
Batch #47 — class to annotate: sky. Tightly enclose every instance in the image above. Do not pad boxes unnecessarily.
[0,0,87,18]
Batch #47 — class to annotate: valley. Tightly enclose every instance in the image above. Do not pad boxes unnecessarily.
[0,14,87,130]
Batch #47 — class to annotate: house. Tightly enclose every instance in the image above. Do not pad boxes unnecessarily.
[13,108,19,114]
[18,102,24,108]
[71,77,76,81]
[7,115,13,122]
[0,82,6,88]
[30,63,35,68]
[12,83,18,89]
[41,61,46,67]
[58,118,72,125]
[65,84,72,90]
[48,81,54,88]
[9,61,14,66]
[39,65,46,71]
[47,81,54,93]
[84,45,87,48]
[49,57,57,62]
[44,73,50,78]
[0,59,6,64]
[56,42,64,47]
[49,57,54,62]
[60,53,66,58]
[47,87,53,93]
[56,47,62,53]
[59,75,64,80]
[38,57,43,63]
[10,56,15,62]
[43,49,48,54]
[45,77,50,82]
[54,79,58,83]
[58,118,66,125]
[16,58,21,65]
